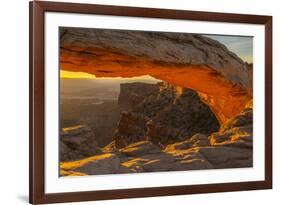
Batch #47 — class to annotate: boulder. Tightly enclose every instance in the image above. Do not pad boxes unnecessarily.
[60,125,101,161]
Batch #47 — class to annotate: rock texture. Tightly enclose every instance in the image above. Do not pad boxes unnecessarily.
[114,82,220,148]
[60,27,252,123]
[60,28,251,90]
[60,153,132,176]
[60,125,101,161]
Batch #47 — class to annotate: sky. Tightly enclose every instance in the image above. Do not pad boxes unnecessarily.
[60,70,95,79]
[204,35,253,63]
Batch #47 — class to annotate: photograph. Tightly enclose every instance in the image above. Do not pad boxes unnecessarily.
[59,27,254,177]
[28,1,273,203]
[0,0,277,203]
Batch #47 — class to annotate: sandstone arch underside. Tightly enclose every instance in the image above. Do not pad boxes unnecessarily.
[59,27,253,124]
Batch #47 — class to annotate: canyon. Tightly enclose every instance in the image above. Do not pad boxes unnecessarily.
[60,82,252,176]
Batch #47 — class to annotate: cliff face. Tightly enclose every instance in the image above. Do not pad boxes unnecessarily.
[60,27,252,123]
[114,82,220,148]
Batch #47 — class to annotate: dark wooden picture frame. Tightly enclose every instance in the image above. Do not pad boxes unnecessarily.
[29,1,272,204]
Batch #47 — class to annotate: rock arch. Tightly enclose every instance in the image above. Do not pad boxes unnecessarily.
[59,27,252,124]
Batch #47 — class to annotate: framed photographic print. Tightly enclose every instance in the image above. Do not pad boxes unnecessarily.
[29,1,272,204]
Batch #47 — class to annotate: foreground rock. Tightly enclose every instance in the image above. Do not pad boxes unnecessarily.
[206,100,253,168]
[60,125,101,161]
[120,141,213,172]
[60,153,131,176]
[61,100,252,176]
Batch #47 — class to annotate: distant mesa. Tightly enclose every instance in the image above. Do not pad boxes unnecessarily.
[118,82,160,108]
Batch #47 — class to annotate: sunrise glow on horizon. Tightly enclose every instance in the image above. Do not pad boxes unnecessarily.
[60,70,162,83]
[60,70,96,79]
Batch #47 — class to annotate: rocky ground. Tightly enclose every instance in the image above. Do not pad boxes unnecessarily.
[60,83,252,176]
